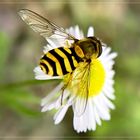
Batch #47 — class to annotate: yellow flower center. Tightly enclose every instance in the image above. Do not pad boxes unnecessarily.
[89,59,105,97]
[64,59,105,98]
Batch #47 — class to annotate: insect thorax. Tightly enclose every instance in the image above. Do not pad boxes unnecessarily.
[74,37,102,60]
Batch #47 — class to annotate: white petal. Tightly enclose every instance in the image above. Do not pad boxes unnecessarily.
[54,89,72,109]
[67,27,75,36]
[93,105,101,126]
[80,30,84,39]
[73,100,96,133]
[105,79,114,86]
[41,82,64,106]
[54,104,70,124]
[41,101,56,112]
[43,44,52,53]
[34,66,62,80]
[106,70,115,78]
[103,86,115,100]
[105,52,118,62]
[67,26,84,39]
[49,34,66,46]
[88,100,96,130]
[41,96,62,112]
[74,25,81,39]
[102,47,111,57]
[73,115,85,133]
[47,38,57,48]
[93,96,110,120]
[73,105,86,133]
[73,96,87,117]
[100,93,115,110]
[87,26,94,37]
[73,116,79,132]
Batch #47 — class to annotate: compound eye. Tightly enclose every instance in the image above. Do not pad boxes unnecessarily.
[90,42,98,58]
[92,42,102,58]
[96,42,102,58]
[89,37,102,58]
[97,45,102,57]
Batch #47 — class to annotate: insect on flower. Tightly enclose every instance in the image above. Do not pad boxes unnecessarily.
[19,9,117,133]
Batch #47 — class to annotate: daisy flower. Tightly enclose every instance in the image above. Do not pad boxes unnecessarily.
[34,26,117,133]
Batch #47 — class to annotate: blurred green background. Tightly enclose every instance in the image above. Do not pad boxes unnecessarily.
[0,0,140,139]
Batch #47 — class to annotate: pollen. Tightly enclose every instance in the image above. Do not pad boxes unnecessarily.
[89,59,105,97]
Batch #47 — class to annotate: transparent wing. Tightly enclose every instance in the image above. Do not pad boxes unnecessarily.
[69,62,91,116]
[18,9,75,40]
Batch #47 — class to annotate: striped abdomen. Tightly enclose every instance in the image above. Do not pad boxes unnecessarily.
[39,47,82,76]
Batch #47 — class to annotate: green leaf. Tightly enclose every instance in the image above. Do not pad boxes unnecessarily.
[0,32,10,78]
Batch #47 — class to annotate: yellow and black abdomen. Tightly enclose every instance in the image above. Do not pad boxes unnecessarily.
[39,47,82,76]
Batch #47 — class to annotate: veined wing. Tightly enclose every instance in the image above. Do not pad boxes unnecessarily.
[18,9,75,40]
[70,62,91,116]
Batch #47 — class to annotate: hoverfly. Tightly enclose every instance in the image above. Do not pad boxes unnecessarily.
[18,9,103,115]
